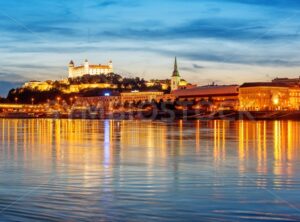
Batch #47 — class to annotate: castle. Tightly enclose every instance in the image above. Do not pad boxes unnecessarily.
[68,59,113,78]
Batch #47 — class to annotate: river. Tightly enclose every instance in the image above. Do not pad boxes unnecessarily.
[0,119,299,221]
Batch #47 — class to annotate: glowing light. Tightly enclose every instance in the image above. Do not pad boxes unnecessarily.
[273,96,279,105]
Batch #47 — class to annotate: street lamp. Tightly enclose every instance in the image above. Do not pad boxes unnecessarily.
[31,98,35,105]
[56,97,61,104]
[14,97,18,104]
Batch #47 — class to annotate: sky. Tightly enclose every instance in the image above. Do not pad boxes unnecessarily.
[1,0,300,95]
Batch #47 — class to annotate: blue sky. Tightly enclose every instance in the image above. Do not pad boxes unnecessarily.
[1,0,300,95]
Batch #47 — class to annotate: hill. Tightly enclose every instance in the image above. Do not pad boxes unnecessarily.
[5,73,170,104]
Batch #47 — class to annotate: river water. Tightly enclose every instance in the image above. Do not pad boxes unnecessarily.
[0,119,300,221]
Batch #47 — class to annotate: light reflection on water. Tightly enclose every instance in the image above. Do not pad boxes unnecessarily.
[0,119,300,221]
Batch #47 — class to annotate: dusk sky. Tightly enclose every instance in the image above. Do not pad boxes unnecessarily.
[1,0,300,95]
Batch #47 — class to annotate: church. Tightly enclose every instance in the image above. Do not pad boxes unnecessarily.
[68,59,113,78]
[171,57,189,91]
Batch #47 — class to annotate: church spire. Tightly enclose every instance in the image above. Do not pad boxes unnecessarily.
[172,57,180,77]
[171,57,181,91]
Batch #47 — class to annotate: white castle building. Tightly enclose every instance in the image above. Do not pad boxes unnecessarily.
[68,59,113,78]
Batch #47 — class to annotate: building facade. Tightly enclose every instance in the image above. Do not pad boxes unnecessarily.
[239,82,300,111]
[23,81,54,91]
[68,59,113,78]
[145,79,170,91]
[172,85,240,110]
[63,83,118,93]
[74,91,164,108]
[120,91,164,103]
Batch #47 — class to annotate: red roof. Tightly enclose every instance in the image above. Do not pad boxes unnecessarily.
[172,85,239,97]
[240,82,289,88]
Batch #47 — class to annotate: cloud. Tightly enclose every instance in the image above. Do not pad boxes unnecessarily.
[222,0,300,9]
[0,0,300,84]
[1,63,62,70]
[92,0,139,8]
[181,64,205,72]
[1,1,299,44]
[171,51,300,67]
[94,0,119,7]
[105,44,300,67]
[97,17,300,42]
[0,19,79,40]
[193,64,205,69]
[0,72,29,82]
[93,0,123,8]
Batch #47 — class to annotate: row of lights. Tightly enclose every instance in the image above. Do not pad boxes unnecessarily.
[14,97,34,105]
[14,96,78,105]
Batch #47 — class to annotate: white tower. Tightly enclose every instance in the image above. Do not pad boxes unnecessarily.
[68,60,75,78]
[171,57,181,91]
[108,60,113,73]
[84,59,89,75]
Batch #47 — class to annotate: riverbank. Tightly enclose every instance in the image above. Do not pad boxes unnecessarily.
[1,110,300,120]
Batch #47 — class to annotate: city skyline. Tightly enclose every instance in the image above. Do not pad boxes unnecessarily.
[1,0,300,96]
[1,2,300,221]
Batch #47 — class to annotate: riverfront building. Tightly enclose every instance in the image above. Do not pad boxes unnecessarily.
[74,91,164,111]
[68,59,113,78]
[172,85,240,110]
[239,82,300,111]
[120,91,164,103]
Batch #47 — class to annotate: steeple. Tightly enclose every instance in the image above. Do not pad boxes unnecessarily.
[172,57,180,77]
[171,57,181,91]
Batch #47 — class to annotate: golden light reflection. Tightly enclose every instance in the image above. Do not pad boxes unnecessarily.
[237,120,300,179]
[239,120,245,165]
[0,119,299,188]
[213,120,227,163]
[195,120,200,153]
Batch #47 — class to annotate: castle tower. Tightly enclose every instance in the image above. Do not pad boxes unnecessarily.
[68,60,75,78]
[108,60,113,73]
[171,57,181,91]
[84,59,89,75]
